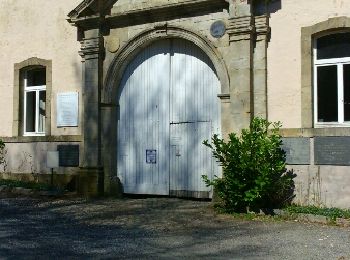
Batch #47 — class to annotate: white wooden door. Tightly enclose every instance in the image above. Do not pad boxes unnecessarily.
[117,40,171,195]
[117,39,221,196]
[169,39,221,197]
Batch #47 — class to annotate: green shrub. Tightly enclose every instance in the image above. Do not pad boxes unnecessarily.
[203,117,295,212]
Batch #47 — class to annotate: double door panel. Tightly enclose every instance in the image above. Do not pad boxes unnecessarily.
[117,39,220,196]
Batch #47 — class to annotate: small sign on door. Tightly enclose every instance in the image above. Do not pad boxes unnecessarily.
[146,150,157,164]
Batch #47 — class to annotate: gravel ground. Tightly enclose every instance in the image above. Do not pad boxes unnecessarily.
[0,194,349,259]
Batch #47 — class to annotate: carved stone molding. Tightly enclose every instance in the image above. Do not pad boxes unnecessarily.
[79,36,104,60]
[103,25,230,104]
[68,0,94,19]
[226,15,269,43]
[68,0,116,20]
[255,15,270,39]
[227,15,254,42]
[69,0,227,28]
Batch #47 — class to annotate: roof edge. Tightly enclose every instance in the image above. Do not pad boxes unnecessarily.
[68,0,117,20]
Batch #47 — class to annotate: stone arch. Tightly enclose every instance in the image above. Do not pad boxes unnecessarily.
[103,24,230,104]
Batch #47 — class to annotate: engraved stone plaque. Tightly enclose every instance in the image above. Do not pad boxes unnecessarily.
[57,145,79,167]
[314,137,350,165]
[281,138,310,165]
[210,20,226,38]
[57,92,79,127]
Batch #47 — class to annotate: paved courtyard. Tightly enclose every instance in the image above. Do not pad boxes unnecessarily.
[0,194,349,259]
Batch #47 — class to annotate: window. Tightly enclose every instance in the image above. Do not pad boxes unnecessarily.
[314,32,350,126]
[23,68,46,135]
[13,57,51,137]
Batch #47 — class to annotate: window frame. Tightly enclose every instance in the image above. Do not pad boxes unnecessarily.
[13,58,52,137]
[300,17,350,129]
[23,69,46,136]
[313,34,350,128]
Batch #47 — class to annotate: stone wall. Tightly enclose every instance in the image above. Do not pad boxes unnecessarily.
[2,0,349,205]
[282,135,350,208]
[0,1,84,190]
[267,0,350,128]
[102,0,268,137]
[97,0,268,196]
[0,0,83,137]
[266,0,350,209]
[0,140,80,175]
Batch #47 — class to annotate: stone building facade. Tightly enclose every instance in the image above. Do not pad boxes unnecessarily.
[0,0,82,187]
[1,0,350,208]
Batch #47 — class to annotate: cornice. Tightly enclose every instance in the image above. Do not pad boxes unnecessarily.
[68,0,116,25]
[227,15,254,42]
[68,0,95,19]
[255,15,270,36]
[70,0,228,28]
[79,36,104,60]
[111,0,226,15]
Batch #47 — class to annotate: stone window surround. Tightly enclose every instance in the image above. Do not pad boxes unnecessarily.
[314,33,350,126]
[23,68,46,135]
[301,16,350,130]
[13,57,52,137]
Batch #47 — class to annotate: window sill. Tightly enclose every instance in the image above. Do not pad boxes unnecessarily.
[23,133,45,137]
[314,123,350,128]
[0,135,83,143]
[280,127,350,137]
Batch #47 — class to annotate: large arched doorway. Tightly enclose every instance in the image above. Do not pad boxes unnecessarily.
[117,38,221,198]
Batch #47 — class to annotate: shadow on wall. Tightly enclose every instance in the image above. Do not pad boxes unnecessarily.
[254,0,282,16]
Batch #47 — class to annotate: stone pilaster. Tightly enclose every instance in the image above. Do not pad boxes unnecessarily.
[253,15,270,119]
[226,11,254,132]
[101,103,120,195]
[226,0,252,17]
[78,29,104,196]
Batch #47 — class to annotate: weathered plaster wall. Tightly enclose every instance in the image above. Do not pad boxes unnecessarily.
[292,165,350,209]
[267,0,350,128]
[0,0,82,137]
[1,141,80,175]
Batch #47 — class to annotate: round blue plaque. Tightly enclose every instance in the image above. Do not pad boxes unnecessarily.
[210,20,226,38]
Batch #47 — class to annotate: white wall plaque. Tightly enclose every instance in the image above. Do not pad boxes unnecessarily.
[57,92,79,127]
[47,151,59,168]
